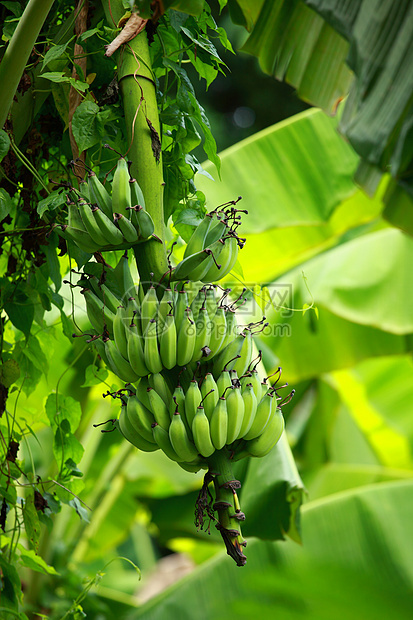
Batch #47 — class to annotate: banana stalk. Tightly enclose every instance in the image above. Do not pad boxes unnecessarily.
[203,448,247,567]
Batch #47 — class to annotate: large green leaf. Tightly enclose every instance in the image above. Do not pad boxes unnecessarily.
[304,463,413,500]
[293,354,413,500]
[196,108,387,283]
[197,108,359,233]
[241,0,353,112]
[383,182,413,238]
[130,480,413,619]
[257,303,408,384]
[236,0,413,201]
[275,228,413,334]
[325,0,413,191]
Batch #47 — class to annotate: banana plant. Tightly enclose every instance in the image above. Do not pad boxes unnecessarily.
[1,0,412,617]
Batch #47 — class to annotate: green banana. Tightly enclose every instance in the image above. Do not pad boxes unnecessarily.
[148,372,172,407]
[190,287,205,322]
[191,238,228,282]
[205,234,237,282]
[78,180,90,201]
[171,248,211,281]
[136,376,152,410]
[133,205,154,239]
[226,386,245,444]
[113,252,138,303]
[88,170,113,218]
[129,177,146,209]
[246,407,284,457]
[205,286,218,320]
[114,212,139,243]
[100,284,122,315]
[192,405,215,457]
[233,330,254,378]
[67,201,86,231]
[220,308,237,352]
[177,307,196,367]
[238,383,257,438]
[183,280,203,307]
[201,239,227,282]
[112,157,131,217]
[126,322,149,377]
[92,337,110,366]
[169,409,199,462]
[113,305,129,359]
[200,373,219,420]
[174,289,188,329]
[78,199,108,246]
[127,395,155,436]
[191,305,212,363]
[207,305,227,358]
[183,212,212,259]
[152,422,182,462]
[243,391,274,441]
[221,235,239,277]
[158,287,174,330]
[143,318,163,374]
[177,459,207,473]
[159,311,177,370]
[126,395,157,443]
[216,369,232,398]
[83,289,115,336]
[245,368,264,402]
[140,284,158,335]
[146,387,170,430]
[212,332,246,377]
[209,396,228,450]
[93,206,124,246]
[104,339,139,383]
[126,297,140,324]
[117,406,159,452]
[184,379,202,430]
[187,252,215,282]
[61,225,100,254]
[204,212,227,247]
[169,384,185,419]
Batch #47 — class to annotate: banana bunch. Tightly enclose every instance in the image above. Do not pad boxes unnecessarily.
[69,152,293,566]
[59,157,154,254]
[171,203,247,283]
[116,363,287,466]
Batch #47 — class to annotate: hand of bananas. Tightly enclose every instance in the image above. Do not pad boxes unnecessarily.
[82,263,259,383]
[115,365,289,464]
[170,200,247,283]
[58,157,155,254]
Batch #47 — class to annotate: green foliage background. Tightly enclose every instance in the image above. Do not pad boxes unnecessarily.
[0,0,412,618]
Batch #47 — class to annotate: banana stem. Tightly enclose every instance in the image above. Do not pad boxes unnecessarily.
[205,448,247,566]
[0,0,55,130]
[101,0,168,287]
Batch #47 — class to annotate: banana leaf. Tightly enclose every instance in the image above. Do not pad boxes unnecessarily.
[129,480,413,620]
[196,108,387,283]
[275,228,413,335]
[197,108,359,233]
[237,0,413,200]
[241,0,353,113]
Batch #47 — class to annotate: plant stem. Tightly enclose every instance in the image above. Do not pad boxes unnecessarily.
[101,0,168,287]
[121,34,168,287]
[0,0,55,130]
[206,448,247,566]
